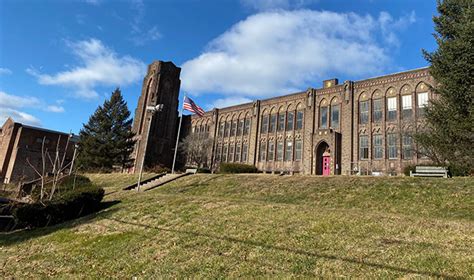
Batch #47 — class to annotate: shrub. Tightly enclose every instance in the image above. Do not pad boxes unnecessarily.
[197,167,211,173]
[403,164,416,176]
[12,184,104,228]
[219,163,258,174]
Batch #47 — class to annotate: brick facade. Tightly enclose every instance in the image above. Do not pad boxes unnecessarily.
[134,62,434,175]
[0,118,78,183]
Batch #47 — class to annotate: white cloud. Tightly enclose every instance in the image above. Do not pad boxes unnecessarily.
[0,91,67,126]
[0,108,41,126]
[209,97,253,110]
[46,105,65,113]
[128,0,162,46]
[182,10,414,100]
[27,38,146,99]
[241,0,317,11]
[0,67,12,75]
[379,11,416,47]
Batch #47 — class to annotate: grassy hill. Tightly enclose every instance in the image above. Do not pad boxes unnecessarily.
[1,174,473,278]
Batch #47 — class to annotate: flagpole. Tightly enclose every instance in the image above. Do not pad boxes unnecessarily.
[171,93,185,174]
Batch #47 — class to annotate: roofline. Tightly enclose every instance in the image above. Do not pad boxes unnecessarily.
[354,66,430,83]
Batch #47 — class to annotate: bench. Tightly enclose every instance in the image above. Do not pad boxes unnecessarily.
[410,166,449,178]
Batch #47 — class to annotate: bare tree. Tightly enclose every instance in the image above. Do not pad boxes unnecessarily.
[180,134,214,168]
[25,135,79,202]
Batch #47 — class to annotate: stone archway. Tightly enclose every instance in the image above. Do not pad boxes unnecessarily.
[315,141,330,175]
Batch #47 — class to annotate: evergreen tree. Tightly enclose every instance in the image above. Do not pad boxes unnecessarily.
[415,0,473,175]
[78,88,136,171]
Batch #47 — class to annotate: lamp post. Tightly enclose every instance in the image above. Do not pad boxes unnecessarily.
[137,104,164,191]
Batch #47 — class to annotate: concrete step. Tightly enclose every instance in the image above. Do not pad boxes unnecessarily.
[139,173,190,192]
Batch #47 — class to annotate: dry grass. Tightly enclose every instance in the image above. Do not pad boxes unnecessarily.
[1,174,473,278]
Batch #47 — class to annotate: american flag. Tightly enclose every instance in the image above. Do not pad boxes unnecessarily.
[183,96,205,117]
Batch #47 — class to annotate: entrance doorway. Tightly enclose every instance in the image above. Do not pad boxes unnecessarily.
[315,141,330,175]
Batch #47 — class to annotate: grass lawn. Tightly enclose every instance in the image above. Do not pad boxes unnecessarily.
[1,174,473,278]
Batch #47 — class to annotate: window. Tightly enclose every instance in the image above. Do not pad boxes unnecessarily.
[229,144,235,162]
[242,143,248,162]
[267,140,275,161]
[222,145,228,162]
[243,118,250,135]
[296,111,303,130]
[387,97,397,121]
[259,141,267,161]
[269,114,277,132]
[359,135,369,159]
[295,139,302,161]
[216,144,222,162]
[231,120,237,136]
[276,140,283,161]
[320,107,328,128]
[285,140,293,161]
[402,135,413,159]
[235,143,241,162]
[359,101,369,124]
[287,112,294,131]
[218,122,224,137]
[402,95,412,119]
[261,115,268,134]
[277,113,285,131]
[387,133,398,159]
[417,92,428,117]
[224,121,230,137]
[373,134,383,159]
[237,120,244,136]
[373,99,383,122]
[331,105,340,129]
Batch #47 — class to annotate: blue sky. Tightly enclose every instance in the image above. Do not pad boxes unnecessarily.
[0,0,437,134]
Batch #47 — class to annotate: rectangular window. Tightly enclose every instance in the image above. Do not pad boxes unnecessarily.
[229,144,235,162]
[216,144,222,162]
[387,97,397,121]
[285,140,293,161]
[402,95,412,119]
[277,113,285,131]
[373,99,383,122]
[224,122,230,137]
[235,143,241,162]
[242,143,248,162]
[295,139,302,161]
[261,115,268,134]
[331,105,340,129]
[402,135,413,159]
[276,140,283,161]
[243,119,250,135]
[269,115,277,132]
[237,120,244,136]
[296,111,303,130]
[259,141,267,161]
[359,135,369,160]
[231,121,237,136]
[267,140,275,161]
[373,134,383,159]
[222,145,228,162]
[320,107,328,128]
[286,112,294,131]
[417,92,428,117]
[218,123,224,137]
[387,133,398,159]
[359,101,369,124]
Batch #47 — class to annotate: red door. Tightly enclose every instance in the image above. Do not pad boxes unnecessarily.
[322,156,331,176]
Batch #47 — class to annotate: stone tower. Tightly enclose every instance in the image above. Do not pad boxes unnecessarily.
[132,61,181,172]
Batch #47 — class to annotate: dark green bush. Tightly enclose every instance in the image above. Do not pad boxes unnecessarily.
[12,185,104,228]
[197,167,211,173]
[219,163,258,174]
[403,164,416,176]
